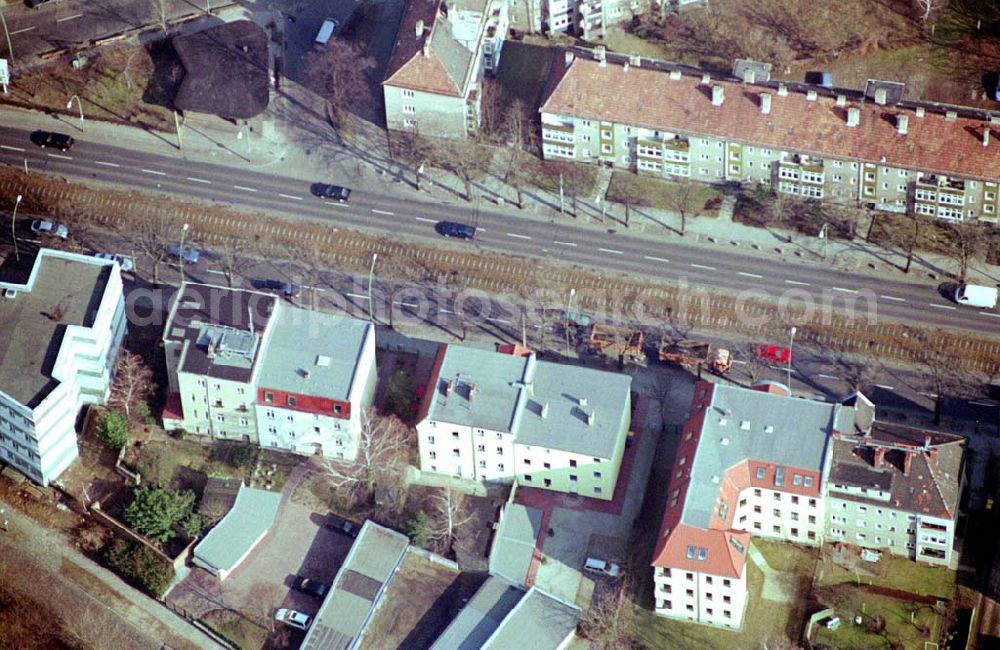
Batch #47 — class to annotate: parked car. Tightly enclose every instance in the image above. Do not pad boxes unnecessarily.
[435,221,477,240]
[324,514,360,538]
[584,557,621,577]
[292,576,329,598]
[311,183,351,202]
[275,609,312,631]
[94,253,134,273]
[30,219,68,239]
[953,283,998,309]
[166,243,200,264]
[30,130,74,151]
[251,278,301,299]
[25,0,61,8]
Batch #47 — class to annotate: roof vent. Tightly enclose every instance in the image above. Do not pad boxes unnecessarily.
[579,396,588,407]
[897,114,909,135]
[2,288,16,299]
[669,69,682,81]
[764,425,774,433]
[874,87,888,105]
[469,383,478,400]
[846,106,860,127]
[740,420,751,431]
[720,437,730,446]
[945,110,957,122]
[301,369,311,380]
[422,39,431,57]
[315,355,331,367]
[916,106,925,118]
[777,83,788,97]
[806,90,817,101]
[718,418,728,426]
[760,93,771,114]
[700,73,711,85]
[711,85,725,106]
[541,402,549,418]
[444,379,454,396]
[742,68,755,84]
[587,410,595,426]
[836,95,846,106]
[711,475,720,484]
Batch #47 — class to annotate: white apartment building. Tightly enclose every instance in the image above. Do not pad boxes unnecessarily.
[416,345,631,500]
[0,249,126,485]
[162,284,376,460]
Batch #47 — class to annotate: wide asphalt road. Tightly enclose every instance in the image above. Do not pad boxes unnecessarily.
[1,124,999,336]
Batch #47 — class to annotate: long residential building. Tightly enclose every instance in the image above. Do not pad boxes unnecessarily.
[415,344,631,500]
[162,283,376,461]
[651,382,965,630]
[540,47,1000,222]
[508,0,647,39]
[0,249,126,485]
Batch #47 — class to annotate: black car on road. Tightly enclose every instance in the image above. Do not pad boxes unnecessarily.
[30,130,74,151]
[435,221,477,240]
[311,183,351,202]
[324,514,360,538]
[251,278,301,299]
[292,576,329,598]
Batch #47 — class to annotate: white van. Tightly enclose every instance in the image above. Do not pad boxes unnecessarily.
[315,19,339,45]
[954,284,998,309]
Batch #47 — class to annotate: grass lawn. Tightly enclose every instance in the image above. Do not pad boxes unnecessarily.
[201,609,268,650]
[815,553,957,600]
[605,171,723,216]
[754,539,820,575]
[250,448,302,492]
[811,590,943,650]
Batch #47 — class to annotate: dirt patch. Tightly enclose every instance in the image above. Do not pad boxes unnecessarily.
[201,608,270,650]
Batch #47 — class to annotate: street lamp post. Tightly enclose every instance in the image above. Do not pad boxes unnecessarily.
[367,253,378,323]
[66,95,84,130]
[10,194,21,263]
[818,222,828,259]
[787,326,797,393]
[0,8,14,68]
[236,122,251,156]
[564,288,576,356]
[178,223,190,283]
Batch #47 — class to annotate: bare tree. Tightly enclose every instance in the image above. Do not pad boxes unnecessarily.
[904,214,922,274]
[740,342,767,386]
[948,220,989,282]
[578,571,641,649]
[217,233,256,289]
[319,410,411,499]
[375,249,421,330]
[662,179,702,237]
[832,353,879,394]
[910,329,974,425]
[914,0,942,23]
[129,212,182,285]
[426,487,475,554]
[108,350,155,422]
[303,41,378,125]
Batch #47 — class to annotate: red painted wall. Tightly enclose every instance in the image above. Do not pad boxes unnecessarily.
[257,387,351,418]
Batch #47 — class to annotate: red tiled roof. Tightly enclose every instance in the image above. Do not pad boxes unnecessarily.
[163,392,184,421]
[384,0,464,97]
[541,56,1000,181]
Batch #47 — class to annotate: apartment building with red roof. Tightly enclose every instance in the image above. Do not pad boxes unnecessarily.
[540,47,1000,222]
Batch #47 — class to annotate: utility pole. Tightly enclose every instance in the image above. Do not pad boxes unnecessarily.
[786,326,797,393]
[10,194,22,263]
[178,223,190,283]
[367,253,378,323]
[174,110,183,150]
[564,288,575,357]
[0,9,13,68]
[66,95,84,131]
[559,173,564,216]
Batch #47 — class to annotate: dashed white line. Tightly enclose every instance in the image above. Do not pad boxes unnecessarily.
[784,280,810,286]
[439,308,455,314]
[325,201,350,208]
[598,247,624,255]
[395,301,419,308]
[817,374,838,380]
[690,263,716,270]
[186,177,211,184]
[47,153,73,160]
[141,168,166,176]
[928,303,956,310]
[644,255,670,263]
[55,13,84,22]
[415,217,437,223]
[970,400,996,407]
[832,287,858,294]
[554,241,578,247]
[345,293,369,300]
[233,185,258,192]
[920,391,938,398]
[372,209,395,216]
[873,384,895,391]
[738,272,763,279]
[278,193,303,201]
[879,295,905,302]
[95,161,121,168]
[486,316,511,324]
[979,312,1000,318]
[0,145,25,152]
[205,269,225,275]
[506,233,531,240]
[10,26,36,35]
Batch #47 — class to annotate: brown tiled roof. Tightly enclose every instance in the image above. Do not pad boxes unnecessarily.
[541,55,1000,181]
[384,0,464,97]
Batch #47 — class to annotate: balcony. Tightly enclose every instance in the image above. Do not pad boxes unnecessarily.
[917,174,965,192]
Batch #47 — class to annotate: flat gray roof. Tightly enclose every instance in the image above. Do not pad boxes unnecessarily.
[488,503,542,586]
[682,384,835,528]
[0,252,111,406]
[258,309,372,401]
[302,521,409,650]
[481,587,580,649]
[425,347,631,458]
[193,485,281,574]
[430,576,524,650]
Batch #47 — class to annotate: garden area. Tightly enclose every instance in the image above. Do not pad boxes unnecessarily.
[734,184,860,240]
[811,587,946,649]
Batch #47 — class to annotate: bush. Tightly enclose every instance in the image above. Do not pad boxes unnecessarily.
[123,487,195,543]
[232,444,256,471]
[407,510,435,550]
[103,537,174,598]
[384,370,416,419]
[169,428,186,440]
[180,514,204,540]
[96,412,130,450]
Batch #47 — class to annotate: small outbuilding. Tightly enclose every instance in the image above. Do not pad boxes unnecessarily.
[192,484,281,580]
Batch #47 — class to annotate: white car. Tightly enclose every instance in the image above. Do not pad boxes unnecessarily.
[31,219,68,239]
[94,253,134,273]
[275,608,312,631]
[584,557,621,577]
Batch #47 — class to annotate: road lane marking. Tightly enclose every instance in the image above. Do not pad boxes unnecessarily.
[0,145,25,152]
[439,308,455,314]
[141,168,166,176]
[233,185,258,192]
[554,241,577,247]
[506,233,531,240]
[738,272,763,279]
[874,384,895,391]
[345,293,369,300]
[56,13,84,22]
[325,201,350,208]
[205,269,225,275]
[832,287,858,293]
[690,263,715,270]
[186,177,211,184]
[970,401,997,407]
[95,161,120,168]
[486,316,511,324]
[979,312,1000,318]
[817,374,838,380]
[598,247,624,255]
[784,280,810,286]
[415,217,437,223]
[879,295,905,302]
[278,193,303,201]
[10,26,36,35]
[644,255,669,263]
[395,301,419,308]
[920,391,938,398]
[928,303,956,310]
[47,153,73,160]
[372,209,395,216]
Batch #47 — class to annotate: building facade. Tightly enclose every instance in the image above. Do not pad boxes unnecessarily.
[0,250,126,485]
[540,47,1000,222]
[415,345,631,500]
[508,0,647,39]
[652,383,965,629]
[162,284,376,461]
[384,0,507,139]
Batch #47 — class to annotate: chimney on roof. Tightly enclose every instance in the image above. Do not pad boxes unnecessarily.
[541,402,549,418]
[806,89,817,101]
[565,51,574,65]
[903,451,913,476]
[469,383,478,400]
[777,83,788,97]
[846,106,860,128]
[587,410,596,426]
[700,73,711,85]
[669,69,681,81]
[760,93,771,114]
[300,368,311,380]
[945,110,957,122]
[711,85,725,106]
[916,106,925,118]
[742,68,755,84]
[415,19,424,38]
[445,379,454,396]
[873,446,886,468]
[594,45,606,66]
[629,53,641,67]
[897,114,909,135]
[836,95,846,106]
[984,126,991,148]
[578,396,588,407]
[874,87,888,105]
[422,39,431,57]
